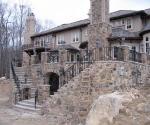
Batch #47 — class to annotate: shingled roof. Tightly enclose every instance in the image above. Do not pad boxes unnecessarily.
[140,22,150,35]
[31,8,150,38]
[31,19,90,38]
[144,8,150,15]
[108,28,142,40]
[110,10,147,20]
[53,44,79,51]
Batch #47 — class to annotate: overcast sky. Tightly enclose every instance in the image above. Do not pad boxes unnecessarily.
[2,0,150,25]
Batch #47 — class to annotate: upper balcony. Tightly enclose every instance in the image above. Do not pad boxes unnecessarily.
[22,41,53,55]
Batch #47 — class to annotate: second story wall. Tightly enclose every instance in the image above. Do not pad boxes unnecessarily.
[111,15,143,32]
[55,26,88,49]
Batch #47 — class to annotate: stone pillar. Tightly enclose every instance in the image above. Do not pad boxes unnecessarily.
[38,84,50,104]
[0,43,2,77]
[31,55,37,65]
[141,53,147,64]
[59,50,68,64]
[22,52,30,66]
[41,52,49,64]
[119,45,130,62]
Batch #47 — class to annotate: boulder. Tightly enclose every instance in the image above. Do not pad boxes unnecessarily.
[85,92,133,125]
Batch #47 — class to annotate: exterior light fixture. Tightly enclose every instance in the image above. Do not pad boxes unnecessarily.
[36,69,42,76]
[121,36,125,45]
[43,74,46,85]
[59,67,64,75]
[95,38,99,48]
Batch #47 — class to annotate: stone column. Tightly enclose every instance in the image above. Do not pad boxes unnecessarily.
[119,45,130,62]
[41,52,49,64]
[38,84,50,104]
[141,53,147,64]
[59,50,68,64]
[31,55,37,65]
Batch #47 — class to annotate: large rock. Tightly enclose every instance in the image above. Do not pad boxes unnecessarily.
[85,92,133,125]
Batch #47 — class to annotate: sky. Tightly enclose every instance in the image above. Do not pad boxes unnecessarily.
[2,0,150,26]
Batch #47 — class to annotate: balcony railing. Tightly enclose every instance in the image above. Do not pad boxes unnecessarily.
[129,50,142,63]
[22,43,34,50]
[22,42,53,50]
[47,52,59,63]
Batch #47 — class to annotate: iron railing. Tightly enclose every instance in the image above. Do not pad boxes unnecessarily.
[22,43,34,50]
[47,51,59,63]
[67,50,88,62]
[129,50,142,63]
[35,89,38,109]
[60,49,94,86]
[60,47,124,85]
[11,61,22,102]
[98,47,124,61]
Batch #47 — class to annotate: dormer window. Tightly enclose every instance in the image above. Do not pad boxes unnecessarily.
[126,19,132,29]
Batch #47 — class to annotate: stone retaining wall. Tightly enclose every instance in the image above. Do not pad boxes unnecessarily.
[42,60,150,124]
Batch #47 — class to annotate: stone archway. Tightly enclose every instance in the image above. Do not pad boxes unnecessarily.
[47,72,59,95]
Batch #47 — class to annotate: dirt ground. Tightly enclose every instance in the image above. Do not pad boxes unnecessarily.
[0,83,62,125]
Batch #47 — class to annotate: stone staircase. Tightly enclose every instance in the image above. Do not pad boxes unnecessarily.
[10,66,41,111]
[14,98,42,111]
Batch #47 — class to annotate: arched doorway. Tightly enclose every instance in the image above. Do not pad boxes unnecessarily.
[48,73,59,95]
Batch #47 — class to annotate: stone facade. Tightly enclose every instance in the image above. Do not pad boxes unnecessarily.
[42,60,150,124]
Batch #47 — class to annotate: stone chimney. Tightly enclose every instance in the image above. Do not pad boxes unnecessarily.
[24,13,36,45]
[88,0,112,49]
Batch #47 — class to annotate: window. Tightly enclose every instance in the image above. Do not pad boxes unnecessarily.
[126,19,132,29]
[71,54,74,62]
[57,36,64,45]
[48,36,52,43]
[146,37,149,41]
[114,46,118,58]
[72,33,79,43]
[35,39,40,46]
[77,55,80,61]
[146,43,149,54]
[41,38,44,47]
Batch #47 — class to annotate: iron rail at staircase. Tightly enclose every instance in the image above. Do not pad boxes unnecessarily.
[11,61,22,102]
[60,48,94,86]
[35,89,38,109]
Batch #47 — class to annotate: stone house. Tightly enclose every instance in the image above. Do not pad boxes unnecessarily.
[11,0,150,123]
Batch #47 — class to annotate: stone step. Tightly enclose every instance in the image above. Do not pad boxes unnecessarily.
[17,101,42,108]
[22,98,36,104]
[14,104,41,111]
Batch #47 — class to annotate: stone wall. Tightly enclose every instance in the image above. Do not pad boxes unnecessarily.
[43,60,150,124]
